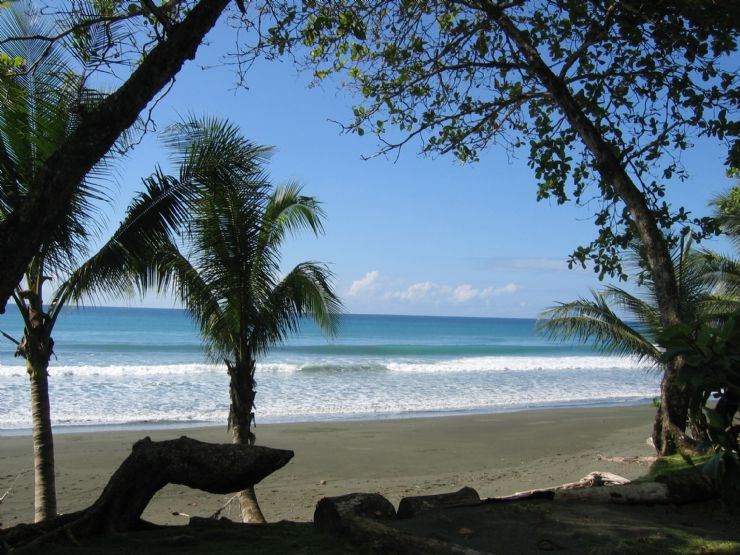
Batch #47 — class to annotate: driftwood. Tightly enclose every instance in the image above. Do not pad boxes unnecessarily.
[553,482,670,503]
[397,487,481,519]
[314,493,396,535]
[314,492,488,555]
[0,436,293,551]
[486,471,631,503]
[596,455,657,465]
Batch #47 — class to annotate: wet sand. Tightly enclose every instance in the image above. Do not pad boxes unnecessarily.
[0,405,657,526]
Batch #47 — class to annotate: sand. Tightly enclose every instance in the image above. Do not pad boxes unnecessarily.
[0,405,657,527]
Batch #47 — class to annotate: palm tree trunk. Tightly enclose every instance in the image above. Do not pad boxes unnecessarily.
[28,360,57,521]
[227,359,267,524]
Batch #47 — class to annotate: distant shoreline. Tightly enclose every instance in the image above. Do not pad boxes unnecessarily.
[0,396,655,437]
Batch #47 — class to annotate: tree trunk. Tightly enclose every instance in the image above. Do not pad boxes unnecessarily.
[227,358,266,523]
[28,359,57,522]
[653,361,691,454]
[0,0,230,314]
[489,9,688,453]
[0,437,294,551]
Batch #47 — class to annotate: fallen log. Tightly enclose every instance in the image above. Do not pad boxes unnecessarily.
[486,471,631,503]
[397,487,481,519]
[314,493,396,535]
[553,482,670,504]
[314,492,488,555]
[0,437,293,551]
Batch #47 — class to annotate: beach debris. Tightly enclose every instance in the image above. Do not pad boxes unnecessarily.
[487,471,632,503]
[314,492,490,555]
[0,437,293,551]
[457,527,474,535]
[397,487,481,519]
[596,455,657,465]
[319,479,327,485]
[315,492,396,535]
[0,471,27,505]
[209,494,239,520]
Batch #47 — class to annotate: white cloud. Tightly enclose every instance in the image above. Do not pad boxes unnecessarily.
[347,270,380,297]
[396,281,437,301]
[453,284,479,303]
[492,282,521,295]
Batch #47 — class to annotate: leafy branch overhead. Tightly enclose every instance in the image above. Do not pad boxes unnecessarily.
[261,0,739,280]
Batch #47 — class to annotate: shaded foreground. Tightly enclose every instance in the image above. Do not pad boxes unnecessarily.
[34,496,740,555]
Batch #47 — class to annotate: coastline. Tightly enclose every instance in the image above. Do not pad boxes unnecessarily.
[0,404,657,526]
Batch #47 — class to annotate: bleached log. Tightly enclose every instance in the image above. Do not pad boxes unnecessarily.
[488,471,632,502]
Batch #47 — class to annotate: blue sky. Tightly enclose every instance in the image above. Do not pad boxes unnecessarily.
[100,17,735,318]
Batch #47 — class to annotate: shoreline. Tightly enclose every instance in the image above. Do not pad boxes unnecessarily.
[0,396,655,437]
[0,404,658,526]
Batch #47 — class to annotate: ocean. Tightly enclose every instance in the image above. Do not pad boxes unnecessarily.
[0,307,659,433]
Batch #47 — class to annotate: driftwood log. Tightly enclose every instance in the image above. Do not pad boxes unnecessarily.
[0,436,293,551]
[486,471,632,503]
[314,493,396,535]
[397,487,481,519]
[314,492,488,555]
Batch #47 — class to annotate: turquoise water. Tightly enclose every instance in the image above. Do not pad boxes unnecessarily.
[0,308,659,431]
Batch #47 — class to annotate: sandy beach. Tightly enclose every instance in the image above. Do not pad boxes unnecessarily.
[0,405,657,527]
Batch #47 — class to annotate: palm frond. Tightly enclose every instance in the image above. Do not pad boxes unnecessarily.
[537,290,662,365]
[248,262,342,357]
[50,169,196,318]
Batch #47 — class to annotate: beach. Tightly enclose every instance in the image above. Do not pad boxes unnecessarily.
[0,405,657,527]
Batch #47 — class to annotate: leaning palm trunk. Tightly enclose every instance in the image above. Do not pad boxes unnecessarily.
[227,359,266,523]
[27,357,56,521]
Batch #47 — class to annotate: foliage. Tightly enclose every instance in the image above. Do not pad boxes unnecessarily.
[260,0,739,280]
[150,115,341,366]
[658,312,740,505]
[537,239,736,364]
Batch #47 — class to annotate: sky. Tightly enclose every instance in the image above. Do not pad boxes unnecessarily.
[95,14,736,319]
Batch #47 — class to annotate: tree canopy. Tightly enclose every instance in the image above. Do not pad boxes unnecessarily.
[262,0,738,280]
[0,0,236,313]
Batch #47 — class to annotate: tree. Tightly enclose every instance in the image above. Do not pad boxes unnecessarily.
[149,116,341,522]
[0,5,199,521]
[539,236,739,436]
[257,0,738,453]
[0,0,236,314]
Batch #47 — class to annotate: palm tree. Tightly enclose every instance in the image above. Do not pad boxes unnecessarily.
[150,116,341,523]
[1,4,186,521]
[537,239,739,449]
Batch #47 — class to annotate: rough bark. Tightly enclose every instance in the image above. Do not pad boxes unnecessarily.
[314,493,397,535]
[0,0,231,314]
[227,358,266,524]
[397,487,481,519]
[0,437,294,551]
[485,7,688,454]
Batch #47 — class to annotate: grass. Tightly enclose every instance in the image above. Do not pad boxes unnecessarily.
[639,453,713,482]
[611,527,740,555]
